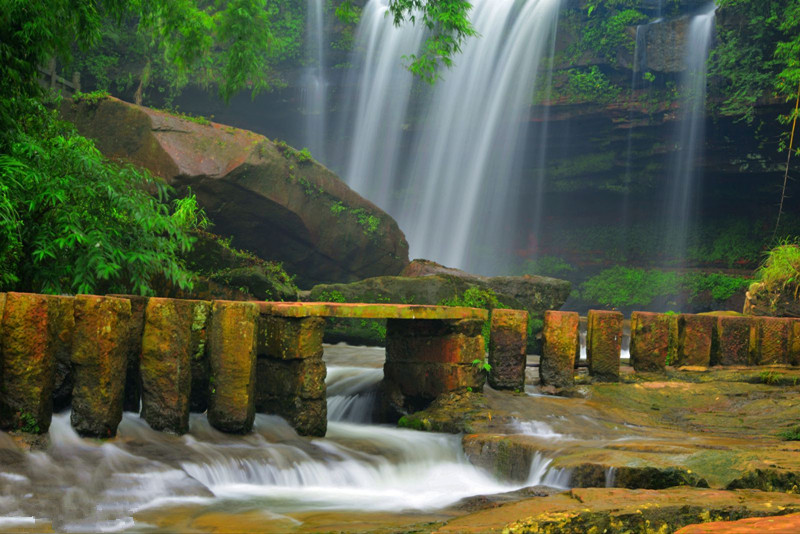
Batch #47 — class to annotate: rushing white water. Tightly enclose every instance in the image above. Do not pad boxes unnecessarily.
[301,0,328,160]
[0,348,570,531]
[336,0,562,274]
[664,3,716,264]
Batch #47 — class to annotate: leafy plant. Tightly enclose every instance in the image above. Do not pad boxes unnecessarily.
[472,358,491,373]
[779,426,800,441]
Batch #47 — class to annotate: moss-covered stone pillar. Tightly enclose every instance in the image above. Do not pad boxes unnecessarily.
[109,294,149,413]
[70,295,131,438]
[256,315,327,436]
[189,301,213,413]
[540,311,579,388]
[630,312,670,373]
[47,295,75,413]
[675,314,716,367]
[488,309,528,390]
[586,310,623,382]
[790,319,800,366]
[0,293,55,433]
[140,298,210,434]
[714,316,753,366]
[753,317,792,365]
[208,301,259,434]
[384,318,485,413]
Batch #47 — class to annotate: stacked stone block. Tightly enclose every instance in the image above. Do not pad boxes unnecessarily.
[675,314,716,367]
[488,309,529,390]
[70,295,131,438]
[713,316,753,366]
[256,315,328,436]
[753,317,792,365]
[208,301,259,434]
[540,311,579,388]
[586,310,623,382]
[630,312,671,373]
[384,318,485,413]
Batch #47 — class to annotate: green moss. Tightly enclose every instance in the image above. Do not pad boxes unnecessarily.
[72,90,110,105]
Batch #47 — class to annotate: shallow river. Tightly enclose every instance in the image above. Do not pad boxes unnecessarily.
[0,345,568,532]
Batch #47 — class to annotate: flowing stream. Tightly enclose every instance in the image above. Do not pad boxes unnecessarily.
[0,345,567,532]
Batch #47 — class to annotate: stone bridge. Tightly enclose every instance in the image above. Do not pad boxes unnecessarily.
[0,292,529,440]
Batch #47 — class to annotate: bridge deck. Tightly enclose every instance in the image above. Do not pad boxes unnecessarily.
[258,302,488,321]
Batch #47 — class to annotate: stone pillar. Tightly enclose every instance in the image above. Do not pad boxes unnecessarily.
[109,295,149,413]
[630,312,670,373]
[540,311,579,388]
[47,295,75,413]
[753,317,792,365]
[675,314,716,367]
[384,318,485,414]
[714,316,753,366]
[790,319,800,366]
[586,310,623,382]
[0,293,55,433]
[257,316,328,436]
[71,295,131,438]
[208,301,259,434]
[140,298,210,434]
[488,309,529,390]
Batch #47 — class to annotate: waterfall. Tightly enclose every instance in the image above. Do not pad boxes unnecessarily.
[664,3,717,265]
[301,0,327,160]
[336,0,563,274]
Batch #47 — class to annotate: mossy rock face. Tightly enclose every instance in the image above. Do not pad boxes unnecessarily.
[0,293,56,434]
[541,311,579,388]
[207,301,258,434]
[62,98,409,287]
[586,310,622,382]
[398,392,491,435]
[630,312,671,372]
[70,295,132,439]
[726,469,800,493]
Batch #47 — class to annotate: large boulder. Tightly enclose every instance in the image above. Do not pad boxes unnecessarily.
[61,96,409,287]
[744,281,800,318]
[309,259,571,348]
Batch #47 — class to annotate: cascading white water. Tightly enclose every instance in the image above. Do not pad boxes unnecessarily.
[336,0,562,274]
[301,0,327,160]
[664,3,716,264]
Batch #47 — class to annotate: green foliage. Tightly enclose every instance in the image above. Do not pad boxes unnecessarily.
[564,67,622,104]
[172,191,211,231]
[330,201,346,215]
[518,256,576,278]
[337,0,476,83]
[755,240,800,293]
[568,1,647,66]
[0,101,198,295]
[471,358,491,373]
[579,267,751,309]
[441,286,503,310]
[779,426,800,441]
[72,91,111,105]
[296,147,313,165]
[18,412,40,434]
[319,290,346,303]
[352,209,381,237]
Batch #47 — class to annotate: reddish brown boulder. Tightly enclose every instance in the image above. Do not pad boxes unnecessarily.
[109,295,149,413]
[586,310,623,382]
[630,312,671,373]
[70,295,131,438]
[714,316,754,366]
[676,314,716,368]
[540,311,579,388]
[0,293,54,433]
[63,96,409,286]
[208,301,259,434]
[140,298,209,434]
[753,317,792,365]
[488,309,528,390]
[46,295,75,412]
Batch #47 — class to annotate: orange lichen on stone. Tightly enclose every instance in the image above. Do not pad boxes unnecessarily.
[630,312,671,373]
[260,316,324,360]
[540,311,579,388]
[677,314,716,368]
[0,292,55,433]
[587,310,623,382]
[208,301,259,434]
[259,301,488,321]
[488,309,528,390]
[70,295,132,438]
